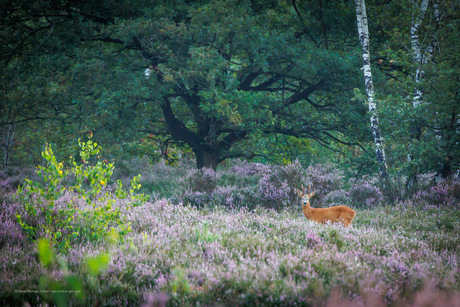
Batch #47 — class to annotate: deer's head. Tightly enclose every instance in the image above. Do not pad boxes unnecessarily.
[296,185,316,206]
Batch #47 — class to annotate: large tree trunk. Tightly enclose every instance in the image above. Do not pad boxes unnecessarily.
[354,0,388,179]
[194,148,218,170]
[161,96,221,170]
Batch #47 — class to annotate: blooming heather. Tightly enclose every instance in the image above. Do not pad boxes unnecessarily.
[1,193,459,306]
[1,160,459,306]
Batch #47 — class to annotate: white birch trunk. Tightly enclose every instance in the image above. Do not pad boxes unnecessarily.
[407,0,429,188]
[354,0,387,179]
[410,0,430,108]
[424,0,442,140]
[408,0,442,185]
[424,0,440,62]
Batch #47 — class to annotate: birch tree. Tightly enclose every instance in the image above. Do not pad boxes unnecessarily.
[354,0,388,179]
[411,0,440,108]
[407,0,442,185]
[411,0,430,108]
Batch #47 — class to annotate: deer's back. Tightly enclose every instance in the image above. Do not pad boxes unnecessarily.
[309,205,356,226]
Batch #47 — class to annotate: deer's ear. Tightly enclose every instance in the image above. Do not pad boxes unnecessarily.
[296,189,302,196]
[311,191,316,197]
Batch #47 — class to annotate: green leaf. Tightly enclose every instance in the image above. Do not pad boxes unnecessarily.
[38,238,54,267]
[86,253,110,276]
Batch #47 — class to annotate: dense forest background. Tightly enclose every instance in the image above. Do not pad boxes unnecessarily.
[1,0,459,182]
[1,1,460,306]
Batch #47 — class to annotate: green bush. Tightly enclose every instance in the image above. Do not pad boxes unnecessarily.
[15,137,148,252]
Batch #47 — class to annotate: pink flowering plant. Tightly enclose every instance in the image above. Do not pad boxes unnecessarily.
[413,178,460,209]
[348,179,384,208]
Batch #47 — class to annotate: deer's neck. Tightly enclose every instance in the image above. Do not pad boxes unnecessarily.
[302,201,315,218]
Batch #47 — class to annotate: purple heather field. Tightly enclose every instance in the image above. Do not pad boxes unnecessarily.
[0,160,459,306]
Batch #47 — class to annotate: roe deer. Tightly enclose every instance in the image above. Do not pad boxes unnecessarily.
[296,185,356,227]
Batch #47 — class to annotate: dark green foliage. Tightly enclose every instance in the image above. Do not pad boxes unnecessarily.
[1,0,366,171]
[0,1,458,185]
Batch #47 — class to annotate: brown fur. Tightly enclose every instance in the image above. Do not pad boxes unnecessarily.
[296,189,356,227]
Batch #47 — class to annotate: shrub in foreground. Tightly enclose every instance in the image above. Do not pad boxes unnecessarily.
[15,137,148,252]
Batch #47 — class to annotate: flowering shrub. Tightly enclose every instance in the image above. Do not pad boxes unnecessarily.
[210,185,237,207]
[322,189,352,207]
[214,185,261,210]
[179,161,308,210]
[306,164,344,205]
[14,137,147,252]
[0,170,12,191]
[0,202,25,247]
[182,191,213,208]
[348,179,384,208]
[0,167,38,197]
[183,167,219,193]
[413,178,460,208]
[257,172,290,210]
[181,183,262,210]
[227,159,271,177]
[0,171,13,204]
[276,160,308,205]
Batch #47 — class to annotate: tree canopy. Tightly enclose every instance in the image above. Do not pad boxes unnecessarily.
[1,0,458,179]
